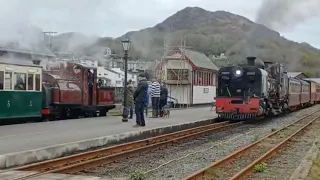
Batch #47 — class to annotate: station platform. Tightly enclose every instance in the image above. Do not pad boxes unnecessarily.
[0,106,216,169]
[0,170,123,180]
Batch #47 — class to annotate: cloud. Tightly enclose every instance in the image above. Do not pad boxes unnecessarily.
[0,0,319,48]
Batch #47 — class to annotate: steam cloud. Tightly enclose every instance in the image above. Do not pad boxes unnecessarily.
[255,0,320,31]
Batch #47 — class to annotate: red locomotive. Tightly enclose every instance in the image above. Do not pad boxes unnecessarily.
[42,61,116,120]
[215,56,320,121]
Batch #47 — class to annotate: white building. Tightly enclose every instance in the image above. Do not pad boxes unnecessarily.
[111,68,138,87]
[97,67,123,87]
[157,48,219,105]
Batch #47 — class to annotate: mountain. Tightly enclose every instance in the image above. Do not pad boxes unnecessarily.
[53,7,320,77]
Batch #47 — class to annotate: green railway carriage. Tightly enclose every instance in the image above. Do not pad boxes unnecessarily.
[0,62,43,122]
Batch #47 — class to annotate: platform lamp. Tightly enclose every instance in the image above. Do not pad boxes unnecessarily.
[121,38,131,122]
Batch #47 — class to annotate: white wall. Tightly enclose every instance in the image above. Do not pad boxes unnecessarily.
[167,84,191,105]
[192,86,216,104]
[111,68,138,87]
[97,66,122,87]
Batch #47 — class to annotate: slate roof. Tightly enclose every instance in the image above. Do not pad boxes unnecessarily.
[184,49,219,71]
[287,72,304,78]
[304,78,320,84]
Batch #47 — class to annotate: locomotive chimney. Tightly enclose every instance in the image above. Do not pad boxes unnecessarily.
[246,56,257,66]
[32,60,41,65]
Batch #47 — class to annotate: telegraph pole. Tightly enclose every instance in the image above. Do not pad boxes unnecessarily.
[43,31,58,50]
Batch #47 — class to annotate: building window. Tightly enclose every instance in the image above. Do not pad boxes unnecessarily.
[116,81,121,85]
[204,72,207,86]
[0,71,3,90]
[35,74,41,91]
[198,71,202,86]
[28,74,34,90]
[167,69,189,81]
[4,72,12,90]
[14,72,26,90]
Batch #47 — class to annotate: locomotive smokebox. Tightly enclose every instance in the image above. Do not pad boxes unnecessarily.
[246,56,257,66]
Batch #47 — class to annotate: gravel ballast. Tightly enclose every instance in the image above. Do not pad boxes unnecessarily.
[78,105,320,180]
[247,111,320,180]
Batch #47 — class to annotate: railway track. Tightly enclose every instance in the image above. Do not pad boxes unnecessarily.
[3,120,241,180]
[183,110,320,180]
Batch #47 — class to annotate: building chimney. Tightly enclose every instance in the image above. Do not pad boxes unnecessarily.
[246,56,256,66]
[32,60,41,65]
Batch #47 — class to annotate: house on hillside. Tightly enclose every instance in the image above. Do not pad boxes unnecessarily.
[287,72,309,79]
[111,68,138,87]
[156,48,219,106]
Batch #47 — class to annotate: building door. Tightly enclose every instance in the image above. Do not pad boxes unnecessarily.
[88,69,94,106]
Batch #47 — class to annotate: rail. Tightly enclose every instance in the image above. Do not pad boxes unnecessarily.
[4,120,241,180]
[182,110,320,180]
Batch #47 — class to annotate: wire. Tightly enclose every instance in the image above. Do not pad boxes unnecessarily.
[143,130,254,175]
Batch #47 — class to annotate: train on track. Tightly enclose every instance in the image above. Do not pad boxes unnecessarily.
[215,56,320,121]
[0,61,116,124]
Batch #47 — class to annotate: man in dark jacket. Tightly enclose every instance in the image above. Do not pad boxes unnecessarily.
[159,83,168,117]
[133,74,148,127]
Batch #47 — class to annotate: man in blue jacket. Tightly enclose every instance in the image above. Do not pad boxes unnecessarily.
[133,74,148,127]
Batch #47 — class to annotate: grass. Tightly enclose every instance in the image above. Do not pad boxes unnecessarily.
[305,151,320,180]
[130,171,146,180]
[251,135,259,143]
[254,163,267,173]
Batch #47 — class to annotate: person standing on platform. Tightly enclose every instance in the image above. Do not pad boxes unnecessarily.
[149,78,161,118]
[145,85,150,116]
[133,74,148,127]
[159,82,168,117]
[126,80,134,119]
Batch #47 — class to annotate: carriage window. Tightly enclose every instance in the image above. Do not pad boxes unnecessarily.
[5,72,12,90]
[28,74,34,90]
[35,74,41,91]
[0,71,3,90]
[14,73,26,90]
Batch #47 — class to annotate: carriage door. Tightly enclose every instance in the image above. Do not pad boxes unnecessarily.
[88,69,94,106]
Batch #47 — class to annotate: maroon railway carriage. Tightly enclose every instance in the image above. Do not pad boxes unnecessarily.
[316,83,320,102]
[300,80,311,106]
[305,80,317,105]
[288,77,301,108]
[42,61,116,120]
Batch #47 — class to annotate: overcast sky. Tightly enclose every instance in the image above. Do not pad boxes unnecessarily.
[1,0,320,48]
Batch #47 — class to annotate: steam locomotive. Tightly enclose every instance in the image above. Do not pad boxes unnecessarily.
[215,56,320,121]
[0,61,116,124]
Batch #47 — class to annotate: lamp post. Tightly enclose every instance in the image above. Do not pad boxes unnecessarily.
[121,38,131,122]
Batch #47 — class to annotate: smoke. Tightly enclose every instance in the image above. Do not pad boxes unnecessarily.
[255,0,320,31]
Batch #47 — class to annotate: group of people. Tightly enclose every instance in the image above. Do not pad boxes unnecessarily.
[126,73,168,127]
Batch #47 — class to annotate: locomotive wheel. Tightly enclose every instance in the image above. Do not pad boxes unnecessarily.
[100,110,107,117]
[70,109,80,119]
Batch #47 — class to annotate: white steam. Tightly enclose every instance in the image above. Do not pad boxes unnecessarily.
[256,0,320,31]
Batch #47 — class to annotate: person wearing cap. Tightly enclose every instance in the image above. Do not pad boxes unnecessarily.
[133,74,148,127]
